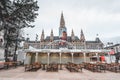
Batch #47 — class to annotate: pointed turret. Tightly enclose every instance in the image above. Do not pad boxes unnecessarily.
[60,12,65,28]
[95,34,101,43]
[71,29,74,36]
[50,29,54,41]
[71,29,75,41]
[40,29,44,42]
[80,29,85,42]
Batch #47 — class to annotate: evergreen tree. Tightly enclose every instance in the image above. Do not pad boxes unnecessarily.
[0,0,39,62]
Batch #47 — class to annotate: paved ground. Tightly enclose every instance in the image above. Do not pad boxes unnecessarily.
[0,66,120,80]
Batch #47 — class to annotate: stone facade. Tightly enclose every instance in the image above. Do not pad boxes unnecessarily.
[24,12,103,50]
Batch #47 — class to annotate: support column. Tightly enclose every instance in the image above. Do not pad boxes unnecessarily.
[71,53,74,63]
[47,53,50,65]
[96,53,99,62]
[108,52,112,63]
[59,52,62,70]
[83,52,86,62]
[60,52,61,64]
[35,52,38,62]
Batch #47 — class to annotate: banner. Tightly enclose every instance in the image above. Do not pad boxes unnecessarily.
[109,50,115,54]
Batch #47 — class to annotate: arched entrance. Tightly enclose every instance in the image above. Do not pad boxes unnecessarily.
[25,53,31,64]
[61,53,72,64]
[38,53,48,64]
[86,53,91,62]
[49,53,59,63]
[31,53,36,64]
[74,53,84,64]
[25,52,36,64]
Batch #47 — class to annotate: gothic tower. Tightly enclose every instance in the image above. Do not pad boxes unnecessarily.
[71,29,75,41]
[59,12,67,40]
[40,29,44,42]
[50,29,54,41]
[80,29,85,42]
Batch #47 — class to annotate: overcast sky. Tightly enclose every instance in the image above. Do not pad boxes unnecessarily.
[24,0,120,44]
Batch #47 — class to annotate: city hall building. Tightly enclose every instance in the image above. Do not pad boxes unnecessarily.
[23,12,110,64]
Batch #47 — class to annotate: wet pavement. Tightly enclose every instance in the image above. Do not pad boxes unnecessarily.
[0,66,120,80]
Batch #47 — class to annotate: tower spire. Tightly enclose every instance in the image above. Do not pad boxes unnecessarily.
[60,12,65,28]
[50,29,54,41]
[71,29,75,41]
[71,29,74,36]
[80,29,85,42]
[40,29,44,42]
[59,12,67,39]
